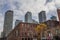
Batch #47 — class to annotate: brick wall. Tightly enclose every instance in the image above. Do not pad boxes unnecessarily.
[57,9,60,22]
[7,22,38,40]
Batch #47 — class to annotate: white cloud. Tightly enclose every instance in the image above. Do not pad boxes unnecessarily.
[55,0,60,8]
[8,0,59,21]
[8,0,47,22]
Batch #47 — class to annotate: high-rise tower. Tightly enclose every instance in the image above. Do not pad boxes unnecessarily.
[38,11,46,23]
[3,10,13,37]
[15,20,22,26]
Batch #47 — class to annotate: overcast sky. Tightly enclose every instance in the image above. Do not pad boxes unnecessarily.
[0,0,60,36]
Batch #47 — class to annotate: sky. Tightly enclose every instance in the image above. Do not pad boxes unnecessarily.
[0,0,60,37]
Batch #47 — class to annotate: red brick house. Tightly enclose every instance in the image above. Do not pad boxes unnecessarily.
[57,9,60,22]
[7,20,60,40]
[7,22,39,40]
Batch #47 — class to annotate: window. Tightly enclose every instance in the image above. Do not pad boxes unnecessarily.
[28,38,30,40]
[25,38,27,40]
[56,29,58,34]
[22,24,24,27]
[22,38,24,40]
[22,38,27,40]
[15,30,19,37]
[56,29,59,35]
[48,31,51,37]
[59,30,60,34]
[42,32,45,37]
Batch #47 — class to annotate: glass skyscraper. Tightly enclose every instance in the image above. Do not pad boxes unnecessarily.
[3,10,13,37]
[25,11,32,23]
[38,11,46,23]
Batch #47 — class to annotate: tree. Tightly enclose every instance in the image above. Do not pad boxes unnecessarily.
[35,23,47,40]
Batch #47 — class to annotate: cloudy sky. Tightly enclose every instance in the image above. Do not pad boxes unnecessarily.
[0,0,60,36]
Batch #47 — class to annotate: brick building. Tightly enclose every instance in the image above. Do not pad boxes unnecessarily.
[57,9,60,22]
[42,20,60,40]
[0,37,6,40]
[7,22,39,40]
[7,20,60,40]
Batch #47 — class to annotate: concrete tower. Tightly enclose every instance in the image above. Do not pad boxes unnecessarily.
[3,10,13,37]
[25,11,32,23]
[38,11,46,23]
[15,20,22,26]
